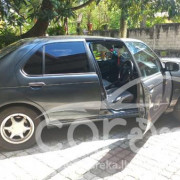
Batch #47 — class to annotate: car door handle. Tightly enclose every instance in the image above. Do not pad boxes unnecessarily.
[28,82,46,88]
[148,84,155,90]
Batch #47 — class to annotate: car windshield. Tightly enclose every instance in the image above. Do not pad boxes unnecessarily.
[0,39,27,59]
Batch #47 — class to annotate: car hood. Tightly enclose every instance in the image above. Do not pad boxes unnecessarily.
[161,58,180,63]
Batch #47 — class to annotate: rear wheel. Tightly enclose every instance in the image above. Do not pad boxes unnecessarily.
[0,106,41,150]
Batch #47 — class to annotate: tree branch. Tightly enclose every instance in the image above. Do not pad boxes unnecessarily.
[71,0,95,11]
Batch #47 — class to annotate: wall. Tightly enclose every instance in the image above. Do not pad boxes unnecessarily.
[92,23,180,57]
[92,30,119,38]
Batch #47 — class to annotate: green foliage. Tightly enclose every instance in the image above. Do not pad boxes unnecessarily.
[70,0,121,33]
[0,0,98,37]
[37,0,75,21]
[1,0,180,39]
[146,17,167,27]
[47,25,66,35]
[0,26,19,49]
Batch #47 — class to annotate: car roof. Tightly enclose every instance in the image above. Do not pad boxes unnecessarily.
[23,36,143,44]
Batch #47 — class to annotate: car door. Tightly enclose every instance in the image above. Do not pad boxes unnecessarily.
[16,40,102,124]
[126,41,172,123]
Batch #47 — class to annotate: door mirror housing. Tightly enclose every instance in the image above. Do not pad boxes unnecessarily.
[165,62,179,72]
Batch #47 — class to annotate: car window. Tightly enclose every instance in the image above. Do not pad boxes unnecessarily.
[126,41,161,77]
[24,47,43,75]
[91,42,131,63]
[45,42,89,74]
[92,44,112,61]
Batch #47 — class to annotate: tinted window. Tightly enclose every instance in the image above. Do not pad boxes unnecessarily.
[126,42,161,77]
[45,42,89,74]
[24,48,43,75]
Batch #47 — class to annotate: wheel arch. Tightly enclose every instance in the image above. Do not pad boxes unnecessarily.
[0,102,49,123]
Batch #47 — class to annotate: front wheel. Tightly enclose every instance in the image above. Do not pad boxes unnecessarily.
[0,106,41,150]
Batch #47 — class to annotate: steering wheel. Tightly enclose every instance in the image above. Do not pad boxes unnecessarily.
[119,60,134,83]
[105,60,134,90]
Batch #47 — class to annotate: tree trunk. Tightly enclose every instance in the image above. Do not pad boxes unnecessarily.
[140,15,147,28]
[21,0,52,38]
[21,0,96,38]
[119,10,127,38]
[21,20,49,38]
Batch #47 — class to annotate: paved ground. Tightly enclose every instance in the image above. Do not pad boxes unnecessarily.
[1,114,180,180]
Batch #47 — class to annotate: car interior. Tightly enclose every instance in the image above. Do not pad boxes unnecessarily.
[89,41,139,109]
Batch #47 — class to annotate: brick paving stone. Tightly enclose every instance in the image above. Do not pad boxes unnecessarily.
[104,176,120,180]
[91,167,103,175]
[116,149,131,159]
[0,153,6,160]
[109,144,119,149]
[76,166,88,175]
[91,177,103,180]
[174,168,180,175]
[78,157,98,170]
[34,152,69,170]
[161,169,174,178]
[14,151,29,158]
[113,140,124,147]
[0,160,32,180]
[171,174,180,180]
[123,165,146,178]
[12,156,55,179]
[99,154,112,163]
[106,167,119,175]
[83,172,96,180]
[109,156,121,163]
[124,153,136,162]
[165,165,178,173]
[123,175,136,180]
[155,175,169,180]
[120,143,129,149]
[61,166,81,179]
[109,148,123,156]
[2,151,19,158]
[0,116,180,180]
[97,170,110,178]
[49,173,69,180]
[113,172,124,179]
[90,149,110,161]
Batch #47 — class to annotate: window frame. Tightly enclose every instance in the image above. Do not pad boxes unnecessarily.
[22,40,94,77]
[125,41,163,79]
[22,45,44,77]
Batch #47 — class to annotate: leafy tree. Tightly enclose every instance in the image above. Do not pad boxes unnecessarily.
[1,0,180,40]
[71,0,120,34]
[110,0,180,38]
[0,0,100,38]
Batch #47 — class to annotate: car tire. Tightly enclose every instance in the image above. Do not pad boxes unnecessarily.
[0,106,41,151]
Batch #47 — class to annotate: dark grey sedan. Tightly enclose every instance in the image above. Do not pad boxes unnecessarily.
[0,36,179,150]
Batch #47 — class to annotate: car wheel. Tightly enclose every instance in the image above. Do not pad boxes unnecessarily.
[0,106,41,150]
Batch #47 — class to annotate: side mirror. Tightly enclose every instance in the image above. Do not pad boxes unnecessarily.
[165,62,179,72]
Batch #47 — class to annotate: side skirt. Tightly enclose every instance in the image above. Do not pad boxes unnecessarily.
[47,108,139,128]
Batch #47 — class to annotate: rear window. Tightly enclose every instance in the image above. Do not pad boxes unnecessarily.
[0,40,28,59]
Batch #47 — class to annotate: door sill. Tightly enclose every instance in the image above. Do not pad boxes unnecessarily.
[47,108,139,128]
